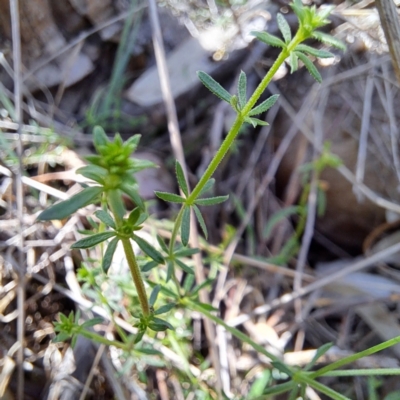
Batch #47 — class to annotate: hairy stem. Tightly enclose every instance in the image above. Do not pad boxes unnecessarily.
[122,238,150,316]
[188,31,304,203]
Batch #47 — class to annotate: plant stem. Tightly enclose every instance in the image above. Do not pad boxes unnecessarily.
[310,335,400,379]
[79,329,130,350]
[187,31,304,203]
[107,189,150,316]
[185,298,280,362]
[122,238,150,316]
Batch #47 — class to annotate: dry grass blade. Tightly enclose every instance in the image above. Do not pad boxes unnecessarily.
[9,0,25,398]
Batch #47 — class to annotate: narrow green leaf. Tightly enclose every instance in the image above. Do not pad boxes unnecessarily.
[128,207,141,226]
[248,94,279,116]
[135,347,162,356]
[166,260,174,282]
[263,206,302,239]
[102,236,119,273]
[175,161,188,197]
[148,323,169,332]
[197,71,232,103]
[248,369,271,398]
[76,165,107,184]
[120,183,145,210]
[174,247,200,257]
[245,117,269,127]
[251,31,285,48]
[181,206,191,246]
[295,44,334,58]
[271,361,293,377]
[37,186,103,221]
[304,343,333,371]
[175,259,194,274]
[311,31,346,51]
[141,260,158,272]
[295,51,322,83]
[191,278,214,296]
[93,126,109,151]
[237,70,247,109]
[156,235,169,253]
[230,95,239,111]
[155,191,185,203]
[195,195,229,206]
[53,332,71,343]
[149,285,161,307]
[193,204,208,239]
[152,317,174,330]
[132,235,164,264]
[154,303,176,315]
[81,317,104,329]
[277,13,291,43]
[199,178,215,195]
[134,329,145,344]
[71,231,116,249]
[183,273,195,292]
[289,52,298,73]
[94,210,116,229]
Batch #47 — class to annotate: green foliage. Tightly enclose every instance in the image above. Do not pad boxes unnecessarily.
[36,3,400,399]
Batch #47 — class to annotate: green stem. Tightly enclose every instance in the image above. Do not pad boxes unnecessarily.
[310,335,400,379]
[122,238,150,316]
[79,329,130,351]
[295,373,350,400]
[107,189,150,316]
[185,298,280,362]
[188,32,305,203]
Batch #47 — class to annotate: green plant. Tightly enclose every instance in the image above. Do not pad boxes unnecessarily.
[37,2,400,399]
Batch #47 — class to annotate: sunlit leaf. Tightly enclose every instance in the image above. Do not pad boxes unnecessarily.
[94,210,116,229]
[251,31,285,48]
[37,186,103,221]
[175,161,189,197]
[102,236,119,273]
[181,206,191,246]
[193,204,207,239]
[289,52,298,73]
[132,235,164,264]
[295,51,322,83]
[155,191,185,203]
[244,117,269,127]
[154,303,176,315]
[197,71,232,103]
[295,44,334,58]
[248,94,279,116]
[237,70,247,109]
[76,165,107,184]
[149,285,161,307]
[277,13,291,43]
[311,31,346,51]
[175,259,194,274]
[71,231,116,249]
[120,183,145,210]
[195,195,229,206]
